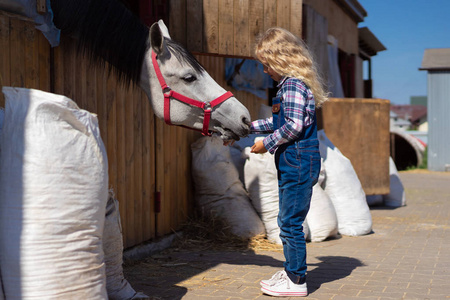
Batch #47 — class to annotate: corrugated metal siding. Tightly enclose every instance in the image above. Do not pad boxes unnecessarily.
[427,71,450,171]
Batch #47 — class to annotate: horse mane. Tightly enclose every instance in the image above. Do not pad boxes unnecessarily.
[50,0,149,85]
[165,39,205,74]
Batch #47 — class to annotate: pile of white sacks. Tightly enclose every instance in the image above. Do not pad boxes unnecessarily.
[191,123,405,245]
[0,87,146,300]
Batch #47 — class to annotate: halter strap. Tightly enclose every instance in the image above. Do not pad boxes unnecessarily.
[152,50,233,136]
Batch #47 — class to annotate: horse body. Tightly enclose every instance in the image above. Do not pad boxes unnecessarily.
[50,0,250,140]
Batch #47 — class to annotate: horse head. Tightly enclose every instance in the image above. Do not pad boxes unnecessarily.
[139,20,251,141]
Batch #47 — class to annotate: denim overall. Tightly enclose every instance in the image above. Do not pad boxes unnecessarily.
[272,95,321,284]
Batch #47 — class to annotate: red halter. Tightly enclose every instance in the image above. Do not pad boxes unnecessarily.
[151,50,234,136]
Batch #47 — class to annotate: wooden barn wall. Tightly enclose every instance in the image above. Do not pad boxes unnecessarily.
[0,12,199,249]
[303,0,359,55]
[169,0,303,57]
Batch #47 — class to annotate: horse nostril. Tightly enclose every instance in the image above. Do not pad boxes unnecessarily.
[242,116,251,127]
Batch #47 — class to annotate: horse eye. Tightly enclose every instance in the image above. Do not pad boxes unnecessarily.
[182,74,197,83]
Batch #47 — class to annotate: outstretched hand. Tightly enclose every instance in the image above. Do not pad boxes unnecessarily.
[250,140,268,154]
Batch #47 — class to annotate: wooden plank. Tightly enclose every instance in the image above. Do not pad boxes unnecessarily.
[124,85,135,247]
[186,0,203,52]
[9,18,25,87]
[106,72,119,234]
[169,0,187,46]
[165,126,176,232]
[96,65,107,147]
[233,0,249,57]
[132,86,143,244]
[36,0,46,14]
[155,117,165,236]
[75,54,88,109]
[218,0,233,55]
[52,38,65,95]
[62,38,76,100]
[23,21,39,89]
[0,14,11,107]
[176,128,186,226]
[203,0,219,53]
[141,90,155,241]
[263,0,277,30]
[321,98,390,195]
[37,28,50,92]
[289,0,302,38]
[115,85,128,245]
[85,62,97,114]
[276,0,290,29]
[249,0,264,52]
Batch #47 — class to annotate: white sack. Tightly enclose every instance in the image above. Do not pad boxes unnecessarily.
[229,134,267,183]
[104,195,148,300]
[303,219,310,242]
[243,139,280,244]
[0,87,108,299]
[191,136,265,238]
[306,183,339,242]
[318,130,372,236]
[383,157,406,207]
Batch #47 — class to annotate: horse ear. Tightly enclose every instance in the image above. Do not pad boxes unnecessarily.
[150,22,164,55]
[157,20,171,39]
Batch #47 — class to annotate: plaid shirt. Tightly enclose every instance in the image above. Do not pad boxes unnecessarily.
[251,77,316,154]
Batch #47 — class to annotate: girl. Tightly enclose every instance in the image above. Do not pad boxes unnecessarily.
[250,27,328,297]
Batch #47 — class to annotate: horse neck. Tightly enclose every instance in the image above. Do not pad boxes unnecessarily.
[50,0,149,85]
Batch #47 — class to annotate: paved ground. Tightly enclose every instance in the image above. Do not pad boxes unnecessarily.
[124,171,450,299]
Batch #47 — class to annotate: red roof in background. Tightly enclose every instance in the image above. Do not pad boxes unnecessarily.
[390,105,427,123]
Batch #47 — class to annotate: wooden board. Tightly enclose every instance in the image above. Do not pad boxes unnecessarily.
[319,98,391,195]
[187,0,203,52]
[289,0,302,38]
[276,0,290,29]
[263,0,277,31]
[249,0,264,51]
[233,0,249,57]
[218,0,234,55]
[0,13,11,107]
[169,0,187,45]
[203,0,219,53]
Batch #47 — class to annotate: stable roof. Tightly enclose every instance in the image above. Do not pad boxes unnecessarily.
[420,48,450,71]
[359,27,386,58]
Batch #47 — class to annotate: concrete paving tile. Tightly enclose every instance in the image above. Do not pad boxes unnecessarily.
[123,172,450,300]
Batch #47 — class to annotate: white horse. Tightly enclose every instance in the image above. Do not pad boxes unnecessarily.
[49,0,251,141]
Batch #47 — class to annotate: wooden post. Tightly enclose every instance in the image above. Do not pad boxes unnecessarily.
[36,0,46,14]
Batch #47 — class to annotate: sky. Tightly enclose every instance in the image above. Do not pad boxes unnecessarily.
[357,0,450,105]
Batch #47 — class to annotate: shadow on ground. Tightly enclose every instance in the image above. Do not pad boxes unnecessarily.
[124,245,365,299]
[307,256,365,294]
[123,248,282,299]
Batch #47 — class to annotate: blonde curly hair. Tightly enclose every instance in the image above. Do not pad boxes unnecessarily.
[255,27,328,107]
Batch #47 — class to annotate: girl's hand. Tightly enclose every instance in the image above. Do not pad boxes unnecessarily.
[251,140,268,154]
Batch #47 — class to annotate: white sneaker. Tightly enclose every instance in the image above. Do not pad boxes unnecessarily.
[260,271,308,297]
[260,270,287,287]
